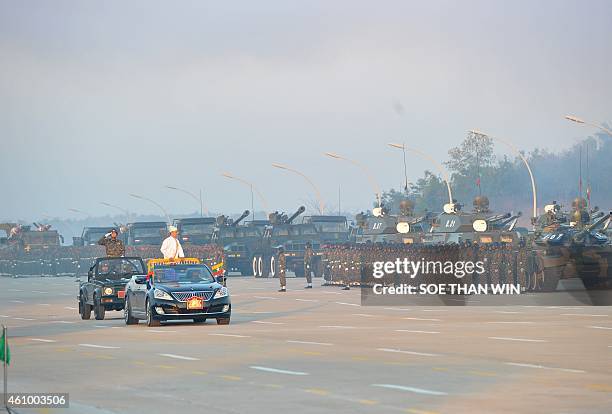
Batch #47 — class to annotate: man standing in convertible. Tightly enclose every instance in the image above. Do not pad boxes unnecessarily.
[160,225,185,259]
[98,228,125,257]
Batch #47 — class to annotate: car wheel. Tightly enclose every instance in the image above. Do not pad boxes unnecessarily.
[146,300,161,327]
[124,297,138,325]
[94,296,105,320]
[193,317,207,323]
[80,294,92,320]
[216,317,230,325]
[270,256,277,277]
[252,256,259,277]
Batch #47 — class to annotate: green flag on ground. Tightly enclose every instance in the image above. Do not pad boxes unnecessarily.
[0,329,10,365]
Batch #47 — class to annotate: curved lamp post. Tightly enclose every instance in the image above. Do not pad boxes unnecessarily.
[100,202,131,223]
[165,185,207,217]
[470,129,538,222]
[271,163,325,214]
[565,115,612,137]
[221,173,269,218]
[129,193,171,224]
[388,143,453,205]
[324,152,382,208]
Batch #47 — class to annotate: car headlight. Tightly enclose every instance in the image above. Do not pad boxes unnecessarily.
[103,287,113,295]
[213,287,228,299]
[153,289,173,300]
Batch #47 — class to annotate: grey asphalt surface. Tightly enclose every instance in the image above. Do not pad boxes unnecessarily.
[0,275,611,414]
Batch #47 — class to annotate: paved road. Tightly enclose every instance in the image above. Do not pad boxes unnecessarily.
[0,275,611,414]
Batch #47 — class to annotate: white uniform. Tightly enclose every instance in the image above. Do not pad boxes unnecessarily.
[160,236,185,259]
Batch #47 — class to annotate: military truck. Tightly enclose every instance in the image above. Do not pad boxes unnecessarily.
[125,221,167,246]
[73,227,113,247]
[173,217,217,245]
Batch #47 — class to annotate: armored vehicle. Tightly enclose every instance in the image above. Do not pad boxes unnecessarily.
[73,227,113,247]
[355,200,433,244]
[173,217,217,245]
[125,221,167,246]
[210,210,257,275]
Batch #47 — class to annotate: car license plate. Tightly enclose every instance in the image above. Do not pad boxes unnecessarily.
[117,290,125,299]
[186,296,203,310]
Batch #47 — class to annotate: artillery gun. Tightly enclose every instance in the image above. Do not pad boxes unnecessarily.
[211,210,260,275]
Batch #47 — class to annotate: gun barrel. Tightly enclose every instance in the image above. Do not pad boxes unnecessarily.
[232,210,250,227]
[286,206,306,224]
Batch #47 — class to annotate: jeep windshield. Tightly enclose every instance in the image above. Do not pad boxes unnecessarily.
[154,265,215,284]
[96,258,145,280]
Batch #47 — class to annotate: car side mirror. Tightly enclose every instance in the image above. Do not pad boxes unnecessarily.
[88,269,94,281]
[134,276,147,284]
[215,276,225,284]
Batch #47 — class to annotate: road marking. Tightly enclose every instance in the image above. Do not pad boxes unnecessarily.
[154,364,176,370]
[252,320,285,325]
[147,329,176,333]
[79,344,120,349]
[505,362,585,374]
[384,307,412,311]
[335,302,359,307]
[295,298,319,302]
[30,338,57,343]
[51,320,75,324]
[467,370,497,377]
[395,330,440,334]
[209,333,251,338]
[377,348,440,357]
[191,370,208,376]
[254,296,278,300]
[7,289,23,292]
[250,366,309,376]
[562,314,608,317]
[494,311,522,314]
[13,317,36,321]
[10,300,24,303]
[38,304,50,307]
[32,291,49,294]
[320,325,355,329]
[403,317,441,322]
[0,315,9,318]
[221,375,242,381]
[287,340,333,346]
[321,291,342,295]
[586,383,612,392]
[588,326,612,330]
[158,353,200,361]
[486,321,534,324]
[94,325,109,328]
[353,313,375,317]
[305,388,329,396]
[422,309,448,312]
[405,409,441,414]
[371,383,447,396]
[358,399,378,405]
[64,306,77,310]
[489,337,547,343]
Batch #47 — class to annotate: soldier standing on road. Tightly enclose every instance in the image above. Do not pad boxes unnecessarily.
[278,246,287,292]
[98,228,125,257]
[304,242,314,289]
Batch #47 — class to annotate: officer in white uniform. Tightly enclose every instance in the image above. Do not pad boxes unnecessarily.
[160,225,185,259]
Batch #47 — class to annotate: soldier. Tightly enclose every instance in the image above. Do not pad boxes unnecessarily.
[277,246,287,292]
[98,228,125,257]
[304,241,314,289]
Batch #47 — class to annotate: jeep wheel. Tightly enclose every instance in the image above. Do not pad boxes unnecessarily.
[124,297,138,325]
[216,317,230,325]
[80,294,92,320]
[146,300,161,327]
[94,296,106,320]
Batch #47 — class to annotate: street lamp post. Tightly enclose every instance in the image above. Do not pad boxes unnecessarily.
[165,186,206,217]
[68,208,89,216]
[100,202,131,223]
[388,143,454,205]
[271,163,325,214]
[324,152,382,208]
[470,129,538,223]
[129,193,171,224]
[221,173,269,220]
[565,115,612,137]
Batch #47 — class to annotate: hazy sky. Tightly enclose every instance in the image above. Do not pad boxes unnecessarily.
[1,0,611,220]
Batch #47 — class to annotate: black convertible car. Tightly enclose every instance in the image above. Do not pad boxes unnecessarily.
[79,256,146,320]
[124,262,231,326]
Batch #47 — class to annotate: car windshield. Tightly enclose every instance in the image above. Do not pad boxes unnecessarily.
[180,223,214,235]
[154,265,215,284]
[96,258,145,279]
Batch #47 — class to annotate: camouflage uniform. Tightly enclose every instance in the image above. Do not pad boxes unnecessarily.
[278,251,287,290]
[98,236,125,257]
[304,245,314,285]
